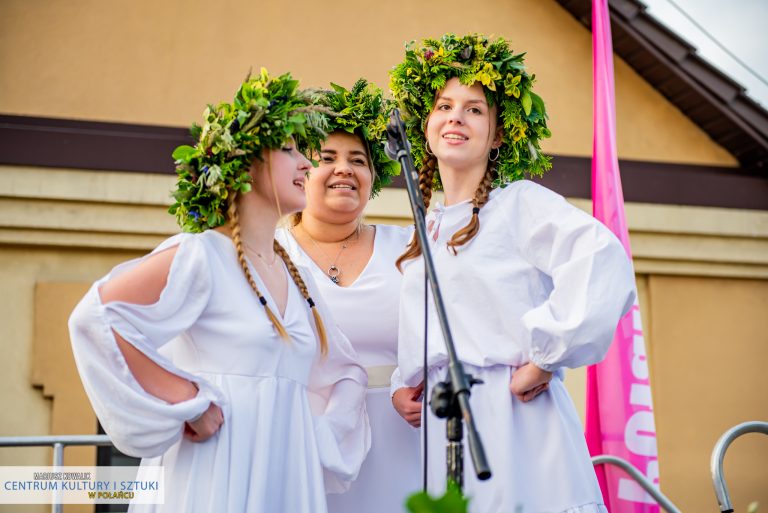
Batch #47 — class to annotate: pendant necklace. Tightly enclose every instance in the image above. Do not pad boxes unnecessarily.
[244,243,278,269]
[298,224,360,285]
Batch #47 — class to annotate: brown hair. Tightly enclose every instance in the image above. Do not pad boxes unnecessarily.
[395,154,437,269]
[396,91,501,269]
[446,165,495,254]
[395,158,496,269]
[227,188,329,356]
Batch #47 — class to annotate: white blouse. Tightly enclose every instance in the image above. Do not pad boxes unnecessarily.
[277,224,412,368]
[277,224,422,513]
[398,179,637,385]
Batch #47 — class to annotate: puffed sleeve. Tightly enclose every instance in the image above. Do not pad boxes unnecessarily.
[503,181,636,372]
[68,234,226,458]
[302,266,371,494]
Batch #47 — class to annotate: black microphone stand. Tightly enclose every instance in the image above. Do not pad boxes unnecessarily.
[385,109,491,491]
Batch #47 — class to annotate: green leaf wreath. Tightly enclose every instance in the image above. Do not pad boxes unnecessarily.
[316,79,401,197]
[390,33,552,188]
[169,68,332,232]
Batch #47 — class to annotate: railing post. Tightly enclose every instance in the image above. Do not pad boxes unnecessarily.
[52,442,64,513]
[591,455,683,513]
[711,421,768,513]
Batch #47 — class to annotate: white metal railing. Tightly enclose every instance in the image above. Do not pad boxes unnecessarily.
[710,421,768,513]
[591,454,683,513]
[3,423,766,513]
[0,435,113,513]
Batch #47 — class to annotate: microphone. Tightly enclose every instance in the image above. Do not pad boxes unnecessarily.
[385,109,411,162]
[382,107,492,488]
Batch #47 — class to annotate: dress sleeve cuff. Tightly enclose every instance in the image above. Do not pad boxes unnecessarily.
[181,379,226,422]
[529,352,559,373]
[389,367,406,398]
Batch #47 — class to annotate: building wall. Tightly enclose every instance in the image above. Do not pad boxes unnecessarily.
[648,276,768,512]
[1,0,736,167]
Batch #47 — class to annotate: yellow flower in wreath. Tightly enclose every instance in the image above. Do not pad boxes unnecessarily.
[504,73,522,98]
[511,124,527,142]
[476,63,501,91]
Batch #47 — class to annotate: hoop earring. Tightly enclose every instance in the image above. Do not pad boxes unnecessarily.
[489,147,500,162]
[425,140,434,156]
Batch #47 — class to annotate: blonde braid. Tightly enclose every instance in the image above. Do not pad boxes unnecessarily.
[273,240,328,356]
[228,192,289,341]
[446,164,495,254]
[395,155,437,270]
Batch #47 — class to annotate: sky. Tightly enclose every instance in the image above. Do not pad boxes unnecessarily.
[640,0,768,107]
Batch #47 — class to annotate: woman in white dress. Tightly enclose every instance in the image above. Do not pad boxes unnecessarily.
[389,34,637,513]
[68,70,369,513]
[276,79,421,513]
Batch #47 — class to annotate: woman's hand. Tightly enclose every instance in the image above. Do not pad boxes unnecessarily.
[184,402,224,442]
[393,382,424,428]
[509,363,552,403]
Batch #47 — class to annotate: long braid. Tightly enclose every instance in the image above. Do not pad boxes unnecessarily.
[228,191,290,341]
[273,240,328,356]
[395,154,437,270]
[419,154,437,211]
[446,164,495,254]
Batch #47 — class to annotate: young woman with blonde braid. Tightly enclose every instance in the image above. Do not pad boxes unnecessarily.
[68,70,369,513]
[275,79,421,512]
[390,35,637,513]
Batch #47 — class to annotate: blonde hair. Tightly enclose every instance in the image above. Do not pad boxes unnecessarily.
[227,185,328,356]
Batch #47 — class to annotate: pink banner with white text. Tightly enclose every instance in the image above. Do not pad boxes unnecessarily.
[586,1,661,511]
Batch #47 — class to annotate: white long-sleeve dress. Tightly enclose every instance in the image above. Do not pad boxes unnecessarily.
[398,180,636,513]
[69,229,370,513]
[277,224,421,513]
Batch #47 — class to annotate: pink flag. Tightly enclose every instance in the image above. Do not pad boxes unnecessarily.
[587,0,661,511]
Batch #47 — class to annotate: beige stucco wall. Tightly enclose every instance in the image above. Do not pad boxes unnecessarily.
[649,276,768,513]
[0,0,736,167]
[0,248,139,447]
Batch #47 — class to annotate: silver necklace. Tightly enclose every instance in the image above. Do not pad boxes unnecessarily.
[298,224,360,285]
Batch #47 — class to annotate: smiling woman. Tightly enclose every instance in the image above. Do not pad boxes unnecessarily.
[291,131,376,286]
[67,69,370,513]
[312,131,374,224]
[426,79,503,207]
[276,79,421,513]
[390,34,637,513]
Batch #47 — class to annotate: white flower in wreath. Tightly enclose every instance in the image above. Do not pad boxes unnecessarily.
[204,164,224,187]
[209,183,224,196]
[528,140,538,161]
[220,129,235,152]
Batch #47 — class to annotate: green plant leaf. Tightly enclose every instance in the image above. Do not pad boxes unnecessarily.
[405,483,469,513]
[521,91,532,116]
[172,145,197,161]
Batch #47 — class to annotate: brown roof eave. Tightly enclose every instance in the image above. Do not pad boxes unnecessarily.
[555,0,768,173]
[2,114,766,210]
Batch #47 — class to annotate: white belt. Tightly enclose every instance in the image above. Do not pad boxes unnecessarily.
[366,365,396,389]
